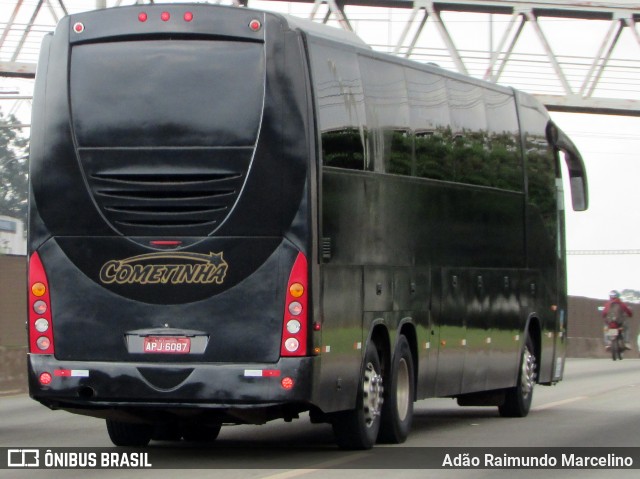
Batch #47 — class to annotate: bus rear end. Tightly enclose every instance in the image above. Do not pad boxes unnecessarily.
[28,5,315,444]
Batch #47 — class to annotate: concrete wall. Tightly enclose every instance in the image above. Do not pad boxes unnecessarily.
[0,254,635,394]
[0,255,27,394]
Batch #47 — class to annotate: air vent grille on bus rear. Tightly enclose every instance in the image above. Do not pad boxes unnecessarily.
[79,148,253,236]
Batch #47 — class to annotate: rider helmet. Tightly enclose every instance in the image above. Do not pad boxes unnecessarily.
[609,290,620,300]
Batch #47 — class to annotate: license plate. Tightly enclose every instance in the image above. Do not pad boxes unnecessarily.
[607,329,619,338]
[143,336,191,354]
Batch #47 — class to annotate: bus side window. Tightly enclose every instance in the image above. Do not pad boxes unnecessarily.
[321,128,366,170]
[484,89,522,192]
[308,43,366,171]
[359,57,412,176]
[406,68,454,182]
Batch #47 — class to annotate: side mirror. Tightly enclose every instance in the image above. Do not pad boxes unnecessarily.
[547,122,588,211]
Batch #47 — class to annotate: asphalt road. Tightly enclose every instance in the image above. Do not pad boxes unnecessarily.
[1,358,639,478]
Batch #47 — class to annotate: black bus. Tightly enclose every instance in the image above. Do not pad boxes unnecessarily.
[27,4,588,449]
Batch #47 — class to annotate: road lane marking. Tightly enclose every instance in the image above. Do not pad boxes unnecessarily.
[259,452,369,479]
[532,396,589,411]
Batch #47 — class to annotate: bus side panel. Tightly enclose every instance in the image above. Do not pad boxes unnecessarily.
[485,270,523,391]
[314,265,363,412]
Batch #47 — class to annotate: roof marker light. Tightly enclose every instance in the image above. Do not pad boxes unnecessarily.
[73,22,84,33]
[249,19,262,32]
[184,12,194,22]
[138,12,148,22]
[161,12,171,22]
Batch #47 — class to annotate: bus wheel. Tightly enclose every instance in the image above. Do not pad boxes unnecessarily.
[182,424,222,443]
[378,335,414,443]
[106,419,153,447]
[332,342,383,450]
[499,334,536,418]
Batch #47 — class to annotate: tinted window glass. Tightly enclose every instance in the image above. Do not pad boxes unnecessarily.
[70,40,264,147]
[406,68,454,181]
[309,43,366,170]
[360,57,412,175]
[484,89,522,191]
[519,96,558,248]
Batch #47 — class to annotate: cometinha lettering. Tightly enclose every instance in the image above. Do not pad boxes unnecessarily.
[99,252,228,286]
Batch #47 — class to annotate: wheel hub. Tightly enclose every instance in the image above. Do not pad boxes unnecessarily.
[520,345,536,398]
[362,362,384,427]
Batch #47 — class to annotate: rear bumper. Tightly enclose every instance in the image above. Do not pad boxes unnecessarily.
[29,354,318,419]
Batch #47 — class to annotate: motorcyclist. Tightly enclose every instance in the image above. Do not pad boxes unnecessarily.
[602,290,633,350]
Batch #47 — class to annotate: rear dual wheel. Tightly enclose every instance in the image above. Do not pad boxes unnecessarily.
[332,335,415,449]
[379,336,415,444]
[106,419,153,447]
[332,342,384,450]
[106,420,222,446]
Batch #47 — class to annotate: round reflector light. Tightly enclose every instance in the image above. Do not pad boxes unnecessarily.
[249,19,262,32]
[32,282,46,297]
[288,301,302,316]
[284,337,300,352]
[36,336,51,351]
[281,377,294,390]
[34,318,49,333]
[161,12,171,22]
[34,300,47,315]
[289,283,304,298]
[39,372,52,386]
[184,12,194,22]
[73,22,84,33]
[286,319,301,334]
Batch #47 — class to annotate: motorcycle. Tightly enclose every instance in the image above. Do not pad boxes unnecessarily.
[605,320,625,361]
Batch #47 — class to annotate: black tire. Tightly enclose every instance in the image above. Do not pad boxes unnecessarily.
[332,341,383,450]
[499,334,536,418]
[611,339,619,361]
[182,424,222,443]
[378,335,415,444]
[106,419,153,447]
[616,337,624,360]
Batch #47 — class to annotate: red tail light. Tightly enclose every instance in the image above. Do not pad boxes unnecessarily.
[28,252,54,355]
[281,253,308,357]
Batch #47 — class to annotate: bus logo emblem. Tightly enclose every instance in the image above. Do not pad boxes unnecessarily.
[99,252,228,286]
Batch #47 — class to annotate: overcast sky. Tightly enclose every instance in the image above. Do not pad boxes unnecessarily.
[553,112,640,299]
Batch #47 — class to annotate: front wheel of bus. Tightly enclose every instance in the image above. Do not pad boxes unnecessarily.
[378,335,414,444]
[106,419,153,447]
[499,335,537,418]
[331,342,383,450]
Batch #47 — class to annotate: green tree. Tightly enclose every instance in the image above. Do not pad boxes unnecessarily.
[0,110,29,225]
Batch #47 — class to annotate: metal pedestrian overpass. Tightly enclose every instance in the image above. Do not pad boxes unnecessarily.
[1,0,639,117]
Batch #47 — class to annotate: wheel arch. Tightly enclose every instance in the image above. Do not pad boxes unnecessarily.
[525,314,542,381]
[368,322,391,383]
[398,321,418,397]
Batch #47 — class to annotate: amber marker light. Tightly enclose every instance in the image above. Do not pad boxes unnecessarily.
[289,282,304,298]
[32,282,46,297]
